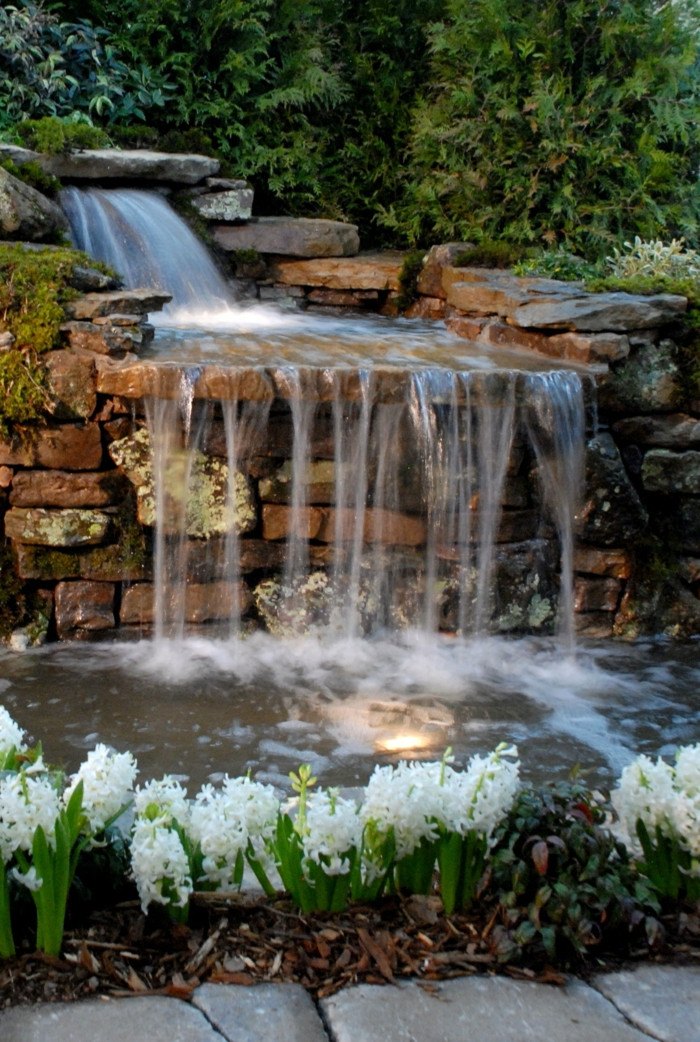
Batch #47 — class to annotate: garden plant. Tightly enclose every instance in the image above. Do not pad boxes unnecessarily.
[0,703,698,978]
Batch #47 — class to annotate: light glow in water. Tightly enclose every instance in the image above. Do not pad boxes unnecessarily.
[1,634,698,793]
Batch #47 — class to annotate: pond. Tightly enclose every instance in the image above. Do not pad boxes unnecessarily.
[2,633,697,793]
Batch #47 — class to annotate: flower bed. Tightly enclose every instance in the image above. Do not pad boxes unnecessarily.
[0,704,698,973]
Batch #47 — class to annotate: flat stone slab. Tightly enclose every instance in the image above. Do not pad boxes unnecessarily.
[191,188,254,222]
[272,252,405,290]
[514,291,686,331]
[321,976,652,1042]
[212,216,360,257]
[0,995,223,1042]
[64,289,172,320]
[593,965,700,1042]
[193,982,329,1042]
[35,149,220,184]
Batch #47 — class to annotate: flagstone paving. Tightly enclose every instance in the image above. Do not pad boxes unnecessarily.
[0,965,698,1042]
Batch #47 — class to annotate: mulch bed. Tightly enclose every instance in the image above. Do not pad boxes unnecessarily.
[2,893,699,1009]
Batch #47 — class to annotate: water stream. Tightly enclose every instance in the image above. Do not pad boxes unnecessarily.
[26,185,696,791]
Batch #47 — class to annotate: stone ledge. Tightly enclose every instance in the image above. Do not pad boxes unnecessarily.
[271,252,405,289]
[212,216,360,257]
[1,146,220,185]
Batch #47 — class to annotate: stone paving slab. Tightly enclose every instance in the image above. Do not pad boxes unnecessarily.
[1,967,698,1042]
[593,965,700,1042]
[192,981,328,1042]
[0,994,223,1042]
[319,976,652,1042]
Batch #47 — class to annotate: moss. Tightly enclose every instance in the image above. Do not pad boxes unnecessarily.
[1,158,62,198]
[396,250,426,311]
[15,117,110,155]
[589,273,700,403]
[0,242,103,438]
[0,352,49,440]
[0,544,30,637]
[452,241,527,269]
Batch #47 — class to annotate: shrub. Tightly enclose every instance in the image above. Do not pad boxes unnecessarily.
[385,0,700,254]
[0,1,172,133]
[488,780,658,966]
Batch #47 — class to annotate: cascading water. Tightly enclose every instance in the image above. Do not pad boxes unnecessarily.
[31,183,695,791]
[60,185,587,645]
[60,186,235,319]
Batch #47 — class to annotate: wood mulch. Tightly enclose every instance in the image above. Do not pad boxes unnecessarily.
[2,893,699,1009]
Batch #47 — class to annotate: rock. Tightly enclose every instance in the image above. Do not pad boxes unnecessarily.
[193,981,329,1042]
[306,288,380,308]
[4,506,114,546]
[212,216,360,257]
[68,265,122,292]
[44,350,97,420]
[10,470,127,508]
[15,543,149,582]
[445,270,583,318]
[417,244,474,298]
[54,580,115,639]
[96,362,274,402]
[262,503,325,541]
[515,291,686,331]
[444,314,491,340]
[317,507,427,546]
[39,149,220,184]
[253,571,333,635]
[668,497,700,553]
[0,423,103,469]
[472,320,554,356]
[259,460,336,504]
[190,188,254,222]
[270,252,405,290]
[485,541,558,633]
[641,448,700,494]
[613,413,700,448]
[0,166,68,242]
[108,427,256,537]
[61,319,152,356]
[577,433,648,546]
[614,577,700,639]
[64,289,172,320]
[573,546,632,578]
[545,331,630,364]
[404,296,446,320]
[573,575,622,612]
[597,340,683,414]
[120,580,252,625]
[575,612,616,638]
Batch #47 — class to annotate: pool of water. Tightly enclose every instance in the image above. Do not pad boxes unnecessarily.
[1,633,697,794]
[143,306,586,372]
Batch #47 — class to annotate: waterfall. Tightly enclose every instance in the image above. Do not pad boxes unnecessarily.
[61,185,588,644]
[141,369,586,644]
[60,186,235,318]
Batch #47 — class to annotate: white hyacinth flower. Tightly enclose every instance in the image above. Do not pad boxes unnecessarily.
[130,815,192,913]
[0,771,61,864]
[360,745,519,861]
[0,706,28,759]
[360,760,445,860]
[300,789,361,876]
[190,775,279,889]
[610,754,677,856]
[133,776,190,828]
[64,744,138,837]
